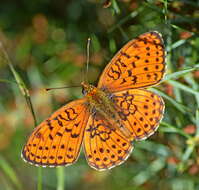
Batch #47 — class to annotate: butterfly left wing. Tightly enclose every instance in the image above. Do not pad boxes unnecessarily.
[97,31,165,92]
[22,98,89,167]
[83,114,133,171]
[113,89,164,140]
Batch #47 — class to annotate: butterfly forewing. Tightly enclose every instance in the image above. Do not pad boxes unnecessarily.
[98,31,165,92]
[22,98,89,167]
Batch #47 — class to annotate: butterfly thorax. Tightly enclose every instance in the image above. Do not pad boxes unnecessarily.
[81,82,132,139]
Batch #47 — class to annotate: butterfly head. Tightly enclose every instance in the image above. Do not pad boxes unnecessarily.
[81,82,97,96]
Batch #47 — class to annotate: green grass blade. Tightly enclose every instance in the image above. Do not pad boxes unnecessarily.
[0,42,37,126]
[150,88,189,113]
[56,167,65,190]
[108,10,140,33]
[0,41,42,190]
[160,122,191,139]
[0,79,17,84]
[196,109,199,136]
[0,155,23,190]
[131,157,166,186]
[137,141,171,157]
[184,74,199,107]
[37,168,43,190]
[163,65,199,81]
[111,0,120,14]
[167,39,186,51]
[167,80,199,96]
[179,110,199,172]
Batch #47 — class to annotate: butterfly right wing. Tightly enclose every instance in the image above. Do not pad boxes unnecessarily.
[22,98,89,167]
[113,89,164,140]
[98,31,165,92]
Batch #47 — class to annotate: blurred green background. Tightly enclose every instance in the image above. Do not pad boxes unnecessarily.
[0,0,199,190]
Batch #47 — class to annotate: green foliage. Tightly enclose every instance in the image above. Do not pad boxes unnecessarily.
[0,0,199,190]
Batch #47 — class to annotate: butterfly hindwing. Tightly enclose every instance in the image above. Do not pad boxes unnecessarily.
[83,114,133,171]
[113,89,164,140]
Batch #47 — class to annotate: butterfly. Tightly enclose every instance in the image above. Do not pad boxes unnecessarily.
[22,31,165,171]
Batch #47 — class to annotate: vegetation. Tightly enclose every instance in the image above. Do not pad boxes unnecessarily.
[0,0,199,189]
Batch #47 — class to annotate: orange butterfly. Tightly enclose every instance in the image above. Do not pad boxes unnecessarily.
[22,31,165,171]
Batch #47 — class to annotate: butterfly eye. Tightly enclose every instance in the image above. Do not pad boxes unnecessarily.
[82,87,86,95]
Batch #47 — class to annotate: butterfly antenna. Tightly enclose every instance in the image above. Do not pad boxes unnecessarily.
[45,85,81,91]
[86,37,91,83]
[81,67,84,83]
